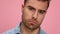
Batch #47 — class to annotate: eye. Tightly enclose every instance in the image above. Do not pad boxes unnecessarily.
[29,7,34,10]
[27,6,35,11]
[38,10,46,14]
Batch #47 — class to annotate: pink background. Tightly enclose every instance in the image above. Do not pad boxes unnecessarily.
[0,0,60,34]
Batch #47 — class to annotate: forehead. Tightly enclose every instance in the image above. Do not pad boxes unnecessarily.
[25,0,48,10]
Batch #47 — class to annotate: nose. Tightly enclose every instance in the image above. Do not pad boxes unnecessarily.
[32,11,38,19]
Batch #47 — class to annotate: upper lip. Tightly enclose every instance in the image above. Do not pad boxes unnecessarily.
[29,20,37,23]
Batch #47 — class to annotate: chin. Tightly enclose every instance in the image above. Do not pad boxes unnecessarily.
[27,25,39,30]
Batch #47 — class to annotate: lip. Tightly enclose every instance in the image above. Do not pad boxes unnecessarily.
[28,20,36,25]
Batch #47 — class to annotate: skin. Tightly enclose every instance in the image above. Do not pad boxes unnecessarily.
[21,0,48,34]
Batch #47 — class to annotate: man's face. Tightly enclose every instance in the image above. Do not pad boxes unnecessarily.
[22,0,48,30]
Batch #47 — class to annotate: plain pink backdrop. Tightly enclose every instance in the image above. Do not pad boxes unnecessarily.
[0,0,60,34]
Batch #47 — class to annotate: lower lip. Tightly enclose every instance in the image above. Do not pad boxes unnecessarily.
[29,22,36,25]
[30,23,35,25]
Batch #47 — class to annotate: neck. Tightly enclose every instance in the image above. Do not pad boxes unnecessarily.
[20,23,40,34]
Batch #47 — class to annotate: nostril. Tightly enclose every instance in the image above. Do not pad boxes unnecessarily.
[32,16,37,20]
[32,15,37,20]
[32,11,38,20]
[33,14,38,19]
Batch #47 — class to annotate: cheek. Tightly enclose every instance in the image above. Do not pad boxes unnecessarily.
[37,15,45,23]
[23,8,33,20]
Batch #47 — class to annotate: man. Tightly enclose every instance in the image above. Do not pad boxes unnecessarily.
[3,0,50,34]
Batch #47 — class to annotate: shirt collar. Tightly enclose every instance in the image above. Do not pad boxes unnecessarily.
[15,23,46,34]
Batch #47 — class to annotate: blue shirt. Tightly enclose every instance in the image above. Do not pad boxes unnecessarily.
[3,23,46,34]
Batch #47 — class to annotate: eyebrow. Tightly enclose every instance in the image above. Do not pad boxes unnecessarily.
[27,5,46,12]
[38,9,46,12]
[27,6,36,10]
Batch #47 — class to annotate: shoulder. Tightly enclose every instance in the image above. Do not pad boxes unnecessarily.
[39,29,46,34]
[3,28,16,34]
[3,25,20,34]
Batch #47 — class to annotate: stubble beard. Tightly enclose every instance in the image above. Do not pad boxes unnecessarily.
[22,20,40,31]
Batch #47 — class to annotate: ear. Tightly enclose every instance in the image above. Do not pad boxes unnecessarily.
[22,4,24,12]
[21,4,24,13]
[22,4,24,8]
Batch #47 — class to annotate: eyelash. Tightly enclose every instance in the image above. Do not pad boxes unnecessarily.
[28,7,46,14]
[39,11,46,14]
[28,7,35,11]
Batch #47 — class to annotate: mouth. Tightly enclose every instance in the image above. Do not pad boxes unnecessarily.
[28,20,37,25]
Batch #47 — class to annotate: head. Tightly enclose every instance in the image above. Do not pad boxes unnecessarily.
[22,0,50,30]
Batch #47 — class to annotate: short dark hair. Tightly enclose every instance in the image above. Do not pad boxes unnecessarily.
[24,0,50,8]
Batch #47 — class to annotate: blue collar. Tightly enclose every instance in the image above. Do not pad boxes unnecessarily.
[15,23,46,34]
[3,23,46,34]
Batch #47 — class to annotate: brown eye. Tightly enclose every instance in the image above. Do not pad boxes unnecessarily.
[27,6,35,11]
[28,7,34,10]
[38,10,46,14]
